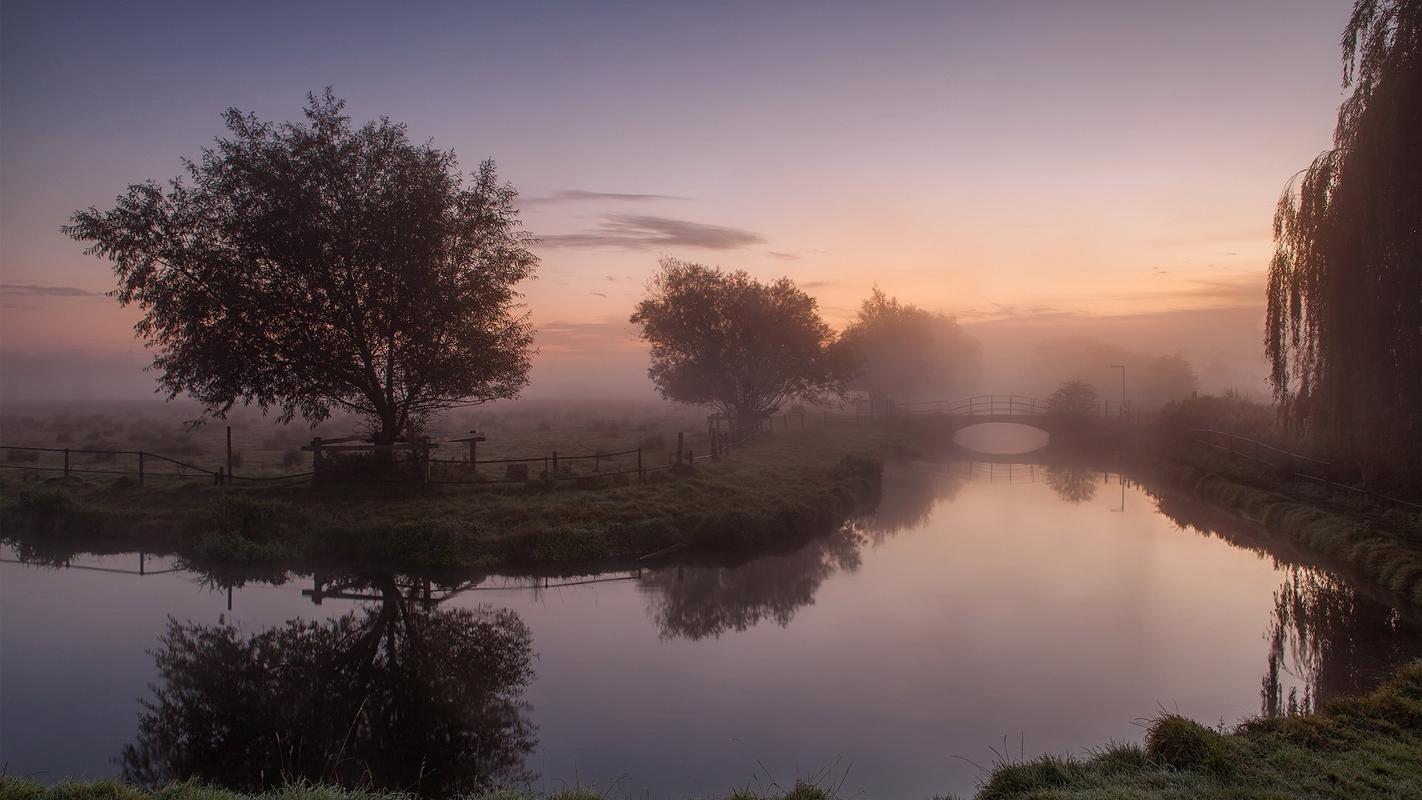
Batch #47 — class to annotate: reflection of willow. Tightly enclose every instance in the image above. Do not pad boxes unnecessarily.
[1044,465,1097,503]
[122,574,536,796]
[639,525,864,640]
[861,465,966,540]
[1261,567,1422,717]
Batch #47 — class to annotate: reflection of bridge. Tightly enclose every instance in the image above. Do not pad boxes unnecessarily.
[893,395,1059,431]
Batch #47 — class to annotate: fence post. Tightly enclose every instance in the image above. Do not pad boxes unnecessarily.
[138,450,145,486]
[637,447,643,481]
[225,426,233,482]
[543,455,549,478]
[676,432,684,465]
[552,451,559,474]
[468,433,477,469]
[63,448,70,478]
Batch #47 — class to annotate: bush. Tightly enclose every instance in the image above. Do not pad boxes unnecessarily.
[1047,380,1101,420]
[1157,390,1277,439]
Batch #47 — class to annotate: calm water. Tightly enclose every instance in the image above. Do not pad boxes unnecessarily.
[3,438,1418,798]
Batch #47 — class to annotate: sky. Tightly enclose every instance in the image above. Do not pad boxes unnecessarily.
[0,0,1354,401]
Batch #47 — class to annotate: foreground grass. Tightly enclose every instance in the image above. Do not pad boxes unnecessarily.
[0,780,836,800]
[0,424,903,571]
[978,660,1422,799]
[5,664,1419,800]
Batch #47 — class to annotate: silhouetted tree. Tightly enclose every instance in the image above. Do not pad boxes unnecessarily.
[1046,380,1100,421]
[1266,0,1421,483]
[629,258,849,422]
[121,576,536,795]
[837,288,980,409]
[65,90,537,444]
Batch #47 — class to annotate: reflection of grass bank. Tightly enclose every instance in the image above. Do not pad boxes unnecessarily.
[977,660,1422,799]
[1146,457,1422,609]
[0,426,900,571]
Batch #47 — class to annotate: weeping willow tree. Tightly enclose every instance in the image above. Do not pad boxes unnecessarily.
[1266,0,1421,484]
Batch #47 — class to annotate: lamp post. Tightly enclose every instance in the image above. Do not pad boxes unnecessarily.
[1110,364,1126,418]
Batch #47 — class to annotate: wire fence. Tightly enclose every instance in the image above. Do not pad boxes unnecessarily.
[0,397,1035,492]
[1186,428,1422,512]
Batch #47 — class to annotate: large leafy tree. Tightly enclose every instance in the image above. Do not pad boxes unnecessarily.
[629,258,849,422]
[65,90,537,444]
[837,288,979,408]
[1266,0,1421,480]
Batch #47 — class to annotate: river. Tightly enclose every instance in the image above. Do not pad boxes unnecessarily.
[2,426,1417,798]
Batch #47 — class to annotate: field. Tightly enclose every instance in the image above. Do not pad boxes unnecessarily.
[0,401,900,572]
[0,399,725,479]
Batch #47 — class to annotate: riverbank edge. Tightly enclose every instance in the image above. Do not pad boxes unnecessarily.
[1135,452,1422,610]
[0,426,902,574]
[0,779,833,800]
[974,660,1422,799]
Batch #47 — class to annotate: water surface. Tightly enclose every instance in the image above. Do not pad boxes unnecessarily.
[2,456,1417,798]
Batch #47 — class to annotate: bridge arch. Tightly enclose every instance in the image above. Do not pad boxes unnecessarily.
[893,395,1061,435]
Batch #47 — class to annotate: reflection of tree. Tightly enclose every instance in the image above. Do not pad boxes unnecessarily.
[861,465,964,541]
[1261,567,1422,717]
[1044,465,1097,503]
[639,525,864,640]
[122,575,536,796]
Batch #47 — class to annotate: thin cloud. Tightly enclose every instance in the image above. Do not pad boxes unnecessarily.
[538,215,765,251]
[0,283,101,297]
[802,280,835,289]
[768,251,801,260]
[589,291,608,298]
[525,189,686,205]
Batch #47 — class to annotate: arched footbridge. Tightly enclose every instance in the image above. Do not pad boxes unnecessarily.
[889,395,1068,434]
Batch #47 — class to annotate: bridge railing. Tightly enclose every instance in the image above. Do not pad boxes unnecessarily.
[895,395,1048,417]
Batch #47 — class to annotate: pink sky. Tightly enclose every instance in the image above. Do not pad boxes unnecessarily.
[0,1,1352,400]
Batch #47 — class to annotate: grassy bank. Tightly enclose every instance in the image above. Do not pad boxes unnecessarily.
[0,780,834,800]
[0,424,903,571]
[977,660,1422,799]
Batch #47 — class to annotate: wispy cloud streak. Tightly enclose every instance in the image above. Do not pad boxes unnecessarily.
[538,215,765,250]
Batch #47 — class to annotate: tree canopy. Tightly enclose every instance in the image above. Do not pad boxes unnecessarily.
[64,90,537,443]
[1046,380,1101,421]
[837,288,979,407]
[629,258,849,422]
[1266,0,1421,480]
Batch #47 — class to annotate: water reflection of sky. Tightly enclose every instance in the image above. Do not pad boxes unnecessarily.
[2,464,1417,799]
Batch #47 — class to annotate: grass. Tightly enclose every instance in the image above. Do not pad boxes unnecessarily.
[0,422,903,571]
[975,660,1422,799]
[0,780,835,800]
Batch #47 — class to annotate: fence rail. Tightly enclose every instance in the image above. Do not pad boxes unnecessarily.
[1186,428,1422,512]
